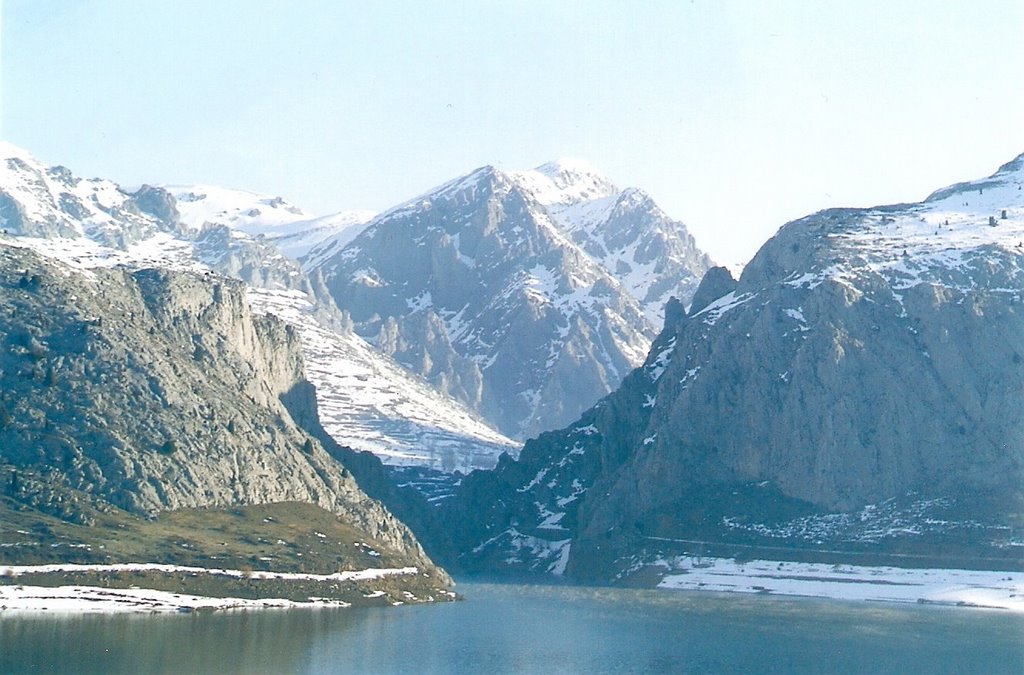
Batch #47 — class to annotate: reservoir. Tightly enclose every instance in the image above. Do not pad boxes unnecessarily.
[2,581,1021,673]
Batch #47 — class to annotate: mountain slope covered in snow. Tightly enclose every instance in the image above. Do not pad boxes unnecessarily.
[249,287,517,472]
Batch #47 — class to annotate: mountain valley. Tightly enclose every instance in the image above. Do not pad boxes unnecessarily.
[2,140,1021,604]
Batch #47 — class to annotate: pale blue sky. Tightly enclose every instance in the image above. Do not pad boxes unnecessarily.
[2,1,1022,264]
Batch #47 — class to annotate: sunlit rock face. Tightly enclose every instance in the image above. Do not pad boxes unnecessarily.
[0,244,447,574]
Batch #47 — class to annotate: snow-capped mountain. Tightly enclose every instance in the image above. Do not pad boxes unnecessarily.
[442,152,1024,580]
[165,184,375,259]
[0,142,515,473]
[0,141,308,290]
[513,159,713,326]
[308,160,713,438]
[0,141,186,243]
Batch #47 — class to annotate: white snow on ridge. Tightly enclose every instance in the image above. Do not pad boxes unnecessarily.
[513,158,619,208]
[0,232,208,277]
[167,183,314,231]
[165,184,375,260]
[0,144,137,235]
[692,291,757,326]
[790,155,1024,292]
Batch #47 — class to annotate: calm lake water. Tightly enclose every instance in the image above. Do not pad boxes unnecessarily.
[1,581,1022,674]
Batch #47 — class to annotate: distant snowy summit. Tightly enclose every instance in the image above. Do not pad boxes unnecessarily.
[307,158,714,438]
[164,184,375,260]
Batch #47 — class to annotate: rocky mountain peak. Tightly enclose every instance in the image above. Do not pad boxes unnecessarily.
[400,164,507,210]
[688,266,738,315]
[513,159,619,208]
[303,156,716,438]
[309,160,665,438]
[535,157,616,186]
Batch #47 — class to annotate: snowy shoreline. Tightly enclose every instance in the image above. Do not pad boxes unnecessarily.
[655,556,1024,612]
[0,562,418,583]
[0,585,355,614]
[3,558,1022,614]
[0,563,422,614]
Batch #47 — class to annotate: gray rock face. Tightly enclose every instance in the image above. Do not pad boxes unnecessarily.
[442,153,1024,580]
[376,311,484,412]
[129,185,180,225]
[687,265,737,314]
[310,161,712,438]
[0,246,437,571]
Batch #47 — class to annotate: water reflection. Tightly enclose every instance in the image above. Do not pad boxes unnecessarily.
[1,583,1022,674]
[0,609,355,674]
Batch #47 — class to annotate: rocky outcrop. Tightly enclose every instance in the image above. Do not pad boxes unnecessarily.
[0,245,440,573]
[687,265,736,314]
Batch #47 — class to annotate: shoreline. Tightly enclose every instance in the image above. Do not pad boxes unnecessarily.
[3,558,1022,614]
[0,562,419,583]
[0,563,439,614]
[653,556,1024,612]
[0,584,354,614]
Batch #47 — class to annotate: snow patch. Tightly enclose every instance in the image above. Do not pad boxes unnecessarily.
[656,556,1024,612]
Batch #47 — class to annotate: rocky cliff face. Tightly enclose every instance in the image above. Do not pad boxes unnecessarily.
[442,153,1024,580]
[0,245,438,571]
[309,160,712,438]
